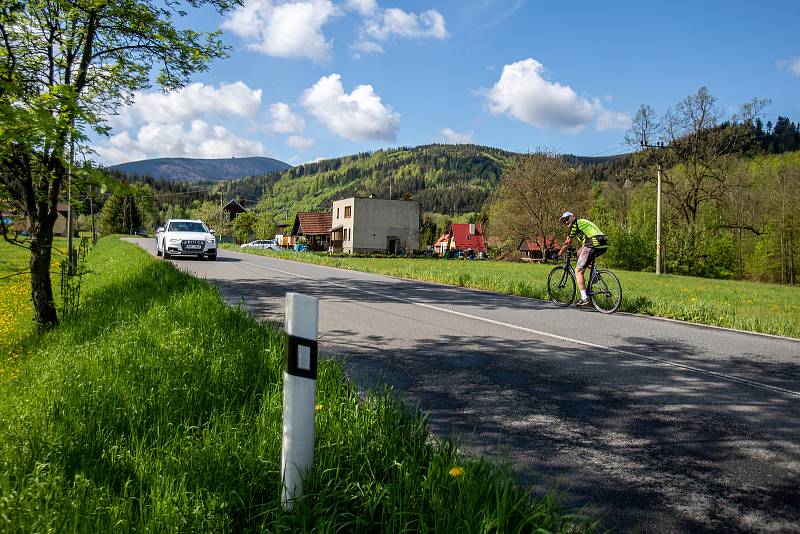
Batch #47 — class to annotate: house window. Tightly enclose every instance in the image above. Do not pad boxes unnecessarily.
[336,208,339,219]
[344,206,351,218]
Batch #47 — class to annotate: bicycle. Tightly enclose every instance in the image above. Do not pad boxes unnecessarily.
[546,248,622,313]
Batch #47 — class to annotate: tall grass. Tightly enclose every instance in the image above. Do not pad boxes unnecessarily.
[0,238,68,377]
[228,247,800,338]
[0,237,599,532]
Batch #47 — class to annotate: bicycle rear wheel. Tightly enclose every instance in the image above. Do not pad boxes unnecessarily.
[590,269,622,313]
[547,266,576,307]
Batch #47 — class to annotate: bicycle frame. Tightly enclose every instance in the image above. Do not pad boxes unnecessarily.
[559,249,601,296]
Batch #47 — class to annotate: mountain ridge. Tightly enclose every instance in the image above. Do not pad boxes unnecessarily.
[109,156,291,183]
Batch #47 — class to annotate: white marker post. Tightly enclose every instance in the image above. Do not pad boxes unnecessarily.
[280,292,319,509]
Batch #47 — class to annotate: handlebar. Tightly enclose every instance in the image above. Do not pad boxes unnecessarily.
[560,248,577,265]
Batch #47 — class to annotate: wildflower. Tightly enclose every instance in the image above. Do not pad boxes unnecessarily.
[315,403,323,412]
[449,466,464,477]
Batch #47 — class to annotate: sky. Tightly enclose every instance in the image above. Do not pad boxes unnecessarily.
[92,0,800,167]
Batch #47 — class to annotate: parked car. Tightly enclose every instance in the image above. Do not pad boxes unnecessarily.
[156,219,217,260]
[241,239,281,251]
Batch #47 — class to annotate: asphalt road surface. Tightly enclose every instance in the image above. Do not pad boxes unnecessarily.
[128,239,800,532]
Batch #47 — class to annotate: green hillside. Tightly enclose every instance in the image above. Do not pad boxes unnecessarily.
[221,144,516,220]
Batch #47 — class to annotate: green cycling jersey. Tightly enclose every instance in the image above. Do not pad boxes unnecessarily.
[568,218,607,248]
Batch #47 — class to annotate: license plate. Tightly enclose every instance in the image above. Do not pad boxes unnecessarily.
[186,244,201,250]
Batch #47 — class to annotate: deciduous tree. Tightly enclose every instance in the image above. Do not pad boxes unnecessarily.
[625,88,769,274]
[0,0,232,330]
[232,211,257,244]
[487,152,589,256]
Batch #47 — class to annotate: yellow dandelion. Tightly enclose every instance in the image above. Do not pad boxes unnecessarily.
[315,403,323,412]
[449,466,464,477]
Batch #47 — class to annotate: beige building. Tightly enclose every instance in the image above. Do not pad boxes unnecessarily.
[330,197,419,254]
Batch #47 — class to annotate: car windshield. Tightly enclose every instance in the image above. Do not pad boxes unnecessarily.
[168,221,207,233]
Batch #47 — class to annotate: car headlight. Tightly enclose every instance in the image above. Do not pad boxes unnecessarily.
[207,237,216,243]
[168,238,182,244]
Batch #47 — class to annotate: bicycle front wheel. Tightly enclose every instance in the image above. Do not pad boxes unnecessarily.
[590,269,622,314]
[547,266,576,307]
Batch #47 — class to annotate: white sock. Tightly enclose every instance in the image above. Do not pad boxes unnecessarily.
[580,290,588,300]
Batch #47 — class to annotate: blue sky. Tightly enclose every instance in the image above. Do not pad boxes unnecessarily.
[94,0,800,166]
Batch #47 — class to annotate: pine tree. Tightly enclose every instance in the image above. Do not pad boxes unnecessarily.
[99,194,141,235]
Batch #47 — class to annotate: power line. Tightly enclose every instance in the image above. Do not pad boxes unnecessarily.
[154,189,210,198]
[585,144,631,157]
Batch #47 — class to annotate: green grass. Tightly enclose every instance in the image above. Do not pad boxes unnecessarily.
[224,246,800,339]
[0,237,69,373]
[0,237,599,532]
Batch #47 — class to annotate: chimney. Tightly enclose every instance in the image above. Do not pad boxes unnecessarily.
[469,223,476,235]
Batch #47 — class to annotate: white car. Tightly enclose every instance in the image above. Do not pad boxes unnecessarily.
[241,239,281,251]
[156,219,217,260]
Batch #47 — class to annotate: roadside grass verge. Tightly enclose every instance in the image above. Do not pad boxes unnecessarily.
[0,238,67,377]
[0,237,599,532]
[224,246,800,339]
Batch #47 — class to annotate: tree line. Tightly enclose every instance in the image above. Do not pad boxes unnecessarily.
[488,88,799,284]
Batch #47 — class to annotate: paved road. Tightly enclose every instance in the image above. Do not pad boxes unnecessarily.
[128,239,800,532]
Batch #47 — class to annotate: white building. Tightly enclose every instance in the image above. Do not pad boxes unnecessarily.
[330,197,419,254]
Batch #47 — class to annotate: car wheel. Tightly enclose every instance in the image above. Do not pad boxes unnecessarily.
[156,242,162,257]
[207,253,217,261]
[163,242,171,259]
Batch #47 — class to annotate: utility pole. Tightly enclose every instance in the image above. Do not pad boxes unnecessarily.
[89,194,96,243]
[656,161,662,275]
[67,128,76,273]
[641,139,665,275]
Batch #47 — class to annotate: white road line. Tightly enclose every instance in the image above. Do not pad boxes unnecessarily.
[242,260,800,400]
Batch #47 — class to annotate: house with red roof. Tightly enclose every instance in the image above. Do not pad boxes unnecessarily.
[519,236,560,262]
[435,223,486,256]
[290,211,332,251]
[433,233,450,256]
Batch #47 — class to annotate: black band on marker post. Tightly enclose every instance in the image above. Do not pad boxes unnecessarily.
[285,334,318,380]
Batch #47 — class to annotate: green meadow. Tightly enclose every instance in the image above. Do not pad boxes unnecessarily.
[0,238,68,372]
[0,237,599,532]
[227,247,800,339]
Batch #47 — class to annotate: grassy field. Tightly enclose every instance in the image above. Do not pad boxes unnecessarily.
[223,246,800,339]
[0,238,69,377]
[0,237,599,532]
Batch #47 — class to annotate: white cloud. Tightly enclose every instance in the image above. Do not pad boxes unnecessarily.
[485,58,630,132]
[301,74,399,141]
[286,135,316,150]
[266,102,305,133]
[96,120,264,164]
[441,128,475,144]
[345,0,377,16]
[596,110,631,131]
[364,8,448,41]
[109,82,262,130]
[351,40,384,57]
[777,57,800,76]
[222,0,338,62]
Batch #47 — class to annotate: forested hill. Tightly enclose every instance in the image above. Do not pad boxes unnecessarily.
[109,156,291,182]
[223,144,516,217]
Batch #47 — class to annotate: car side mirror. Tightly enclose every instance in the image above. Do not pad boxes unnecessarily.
[156,227,164,233]
[210,229,216,234]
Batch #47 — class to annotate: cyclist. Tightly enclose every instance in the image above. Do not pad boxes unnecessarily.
[557,211,608,307]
